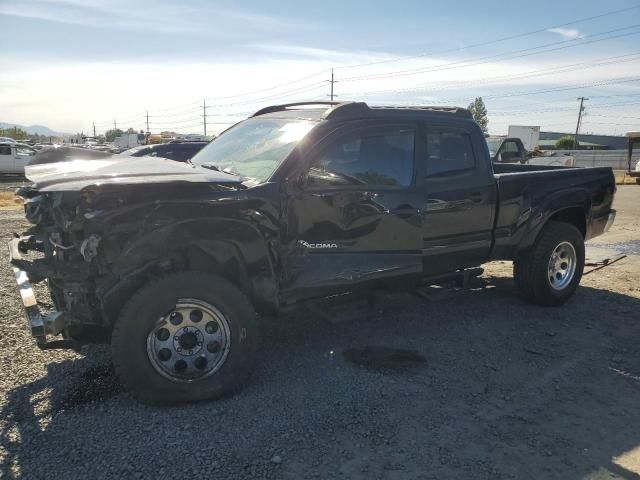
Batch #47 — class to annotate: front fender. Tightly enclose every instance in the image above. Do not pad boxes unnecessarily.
[116,216,278,306]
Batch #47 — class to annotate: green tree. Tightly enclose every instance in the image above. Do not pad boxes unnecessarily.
[555,135,577,150]
[105,128,123,142]
[0,127,28,140]
[468,97,489,133]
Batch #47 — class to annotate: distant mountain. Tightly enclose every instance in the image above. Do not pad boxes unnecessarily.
[0,122,66,136]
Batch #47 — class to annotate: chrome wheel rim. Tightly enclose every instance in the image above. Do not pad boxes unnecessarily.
[547,241,577,291]
[146,299,231,383]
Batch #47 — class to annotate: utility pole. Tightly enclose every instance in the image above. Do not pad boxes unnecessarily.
[114,119,117,131]
[202,99,207,137]
[145,111,150,134]
[327,68,338,101]
[92,121,96,138]
[573,97,588,149]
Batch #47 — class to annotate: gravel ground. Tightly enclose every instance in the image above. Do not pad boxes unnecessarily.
[1,187,640,480]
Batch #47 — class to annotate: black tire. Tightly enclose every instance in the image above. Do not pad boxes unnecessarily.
[111,272,258,405]
[512,221,585,306]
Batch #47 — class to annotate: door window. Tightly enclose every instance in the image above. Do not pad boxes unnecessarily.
[425,129,475,176]
[0,146,11,156]
[16,146,35,156]
[307,127,415,188]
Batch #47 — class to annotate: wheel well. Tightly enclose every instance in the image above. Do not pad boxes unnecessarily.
[184,245,251,297]
[549,207,586,237]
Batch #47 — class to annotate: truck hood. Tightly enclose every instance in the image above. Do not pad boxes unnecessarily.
[24,157,242,192]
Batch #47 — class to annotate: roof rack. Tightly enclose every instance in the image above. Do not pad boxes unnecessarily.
[251,102,341,117]
[251,101,472,120]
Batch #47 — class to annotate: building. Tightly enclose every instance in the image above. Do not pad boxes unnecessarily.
[539,131,628,150]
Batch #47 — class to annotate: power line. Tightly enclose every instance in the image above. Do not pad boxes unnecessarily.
[333,5,640,70]
[340,24,640,83]
[340,51,640,99]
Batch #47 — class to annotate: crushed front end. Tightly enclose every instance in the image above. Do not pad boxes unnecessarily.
[9,187,106,349]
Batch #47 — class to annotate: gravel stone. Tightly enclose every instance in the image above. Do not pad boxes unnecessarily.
[1,187,640,479]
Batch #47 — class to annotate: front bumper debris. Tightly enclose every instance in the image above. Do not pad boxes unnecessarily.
[8,237,67,348]
[603,209,616,233]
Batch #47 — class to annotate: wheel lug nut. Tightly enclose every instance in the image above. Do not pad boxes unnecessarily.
[190,309,203,322]
[207,341,221,353]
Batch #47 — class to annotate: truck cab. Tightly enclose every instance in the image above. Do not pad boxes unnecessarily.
[0,142,36,174]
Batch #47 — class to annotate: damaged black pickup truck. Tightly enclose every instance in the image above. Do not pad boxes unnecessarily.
[9,102,616,404]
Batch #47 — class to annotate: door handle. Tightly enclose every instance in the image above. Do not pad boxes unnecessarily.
[390,205,420,218]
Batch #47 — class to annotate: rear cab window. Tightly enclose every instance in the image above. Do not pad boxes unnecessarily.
[424,128,476,177]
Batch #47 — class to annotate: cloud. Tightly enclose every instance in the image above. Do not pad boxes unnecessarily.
[0,0,316,35]
[547,27,584,40]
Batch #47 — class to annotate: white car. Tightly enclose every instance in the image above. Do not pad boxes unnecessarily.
[0,142,36,174]
[0,137,16,143]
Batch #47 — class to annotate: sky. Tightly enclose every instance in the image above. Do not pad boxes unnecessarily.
[0,0,639,136]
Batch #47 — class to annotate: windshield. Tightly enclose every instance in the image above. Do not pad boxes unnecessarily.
[191,117,316,181]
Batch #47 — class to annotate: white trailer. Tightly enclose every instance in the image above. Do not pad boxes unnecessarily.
[508,125,540,151]
[114,133,140,149]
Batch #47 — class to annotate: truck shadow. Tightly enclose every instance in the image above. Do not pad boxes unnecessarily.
[2,279,640,479]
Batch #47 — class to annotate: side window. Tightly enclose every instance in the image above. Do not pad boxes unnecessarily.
[0,146,11,155]
[16,146,35,156]
[307,127,414,188]
[425,129,475,176]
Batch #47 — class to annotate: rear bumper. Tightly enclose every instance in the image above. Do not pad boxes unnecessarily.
[8,237,65,347]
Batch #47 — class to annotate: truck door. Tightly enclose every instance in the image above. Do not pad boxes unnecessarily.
[418,124,496,275]
[0,145,12,172]
[14,145,35,173]
[283,122,424,298]
[496,139,526,164]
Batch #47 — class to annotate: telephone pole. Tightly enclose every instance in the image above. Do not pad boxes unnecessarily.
[92,121,96,138]
[113,119,117,131]
[202,99,207,137]
[145,111,150,134]
[573,97,588,149]
[327,69,338,101]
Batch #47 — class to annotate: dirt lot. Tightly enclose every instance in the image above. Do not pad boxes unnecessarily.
[1,186,639,480]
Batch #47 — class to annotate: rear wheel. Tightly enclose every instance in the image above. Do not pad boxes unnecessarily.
[513,221,584,306]
[111,272,258,405]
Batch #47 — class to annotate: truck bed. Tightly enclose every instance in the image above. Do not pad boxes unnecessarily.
[490,163,616,259]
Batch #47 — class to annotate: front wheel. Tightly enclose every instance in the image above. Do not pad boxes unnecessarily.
[513,221,585,306]
[111,272,258,405]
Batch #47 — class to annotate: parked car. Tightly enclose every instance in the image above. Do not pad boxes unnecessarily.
[487,136,574,167]
[9,101,616,404]
[116,141,208,162]
[0,141,36,174]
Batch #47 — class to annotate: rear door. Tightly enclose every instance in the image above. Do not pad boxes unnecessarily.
[418,123,496,275]
[283,121,425,298]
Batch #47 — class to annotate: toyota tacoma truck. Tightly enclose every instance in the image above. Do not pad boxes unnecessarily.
[9,102,617,404]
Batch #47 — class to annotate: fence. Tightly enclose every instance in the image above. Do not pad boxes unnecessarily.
[554,150,640,171]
